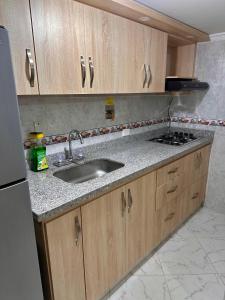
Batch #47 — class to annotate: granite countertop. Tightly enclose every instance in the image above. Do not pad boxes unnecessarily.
[28,126,214,222]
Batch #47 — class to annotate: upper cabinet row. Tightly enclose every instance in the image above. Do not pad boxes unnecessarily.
[0,0,167,95]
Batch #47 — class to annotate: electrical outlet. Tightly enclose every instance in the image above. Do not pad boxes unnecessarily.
[122,129,130,136]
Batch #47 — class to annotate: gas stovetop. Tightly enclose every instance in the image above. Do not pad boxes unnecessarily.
[148,131,198,146]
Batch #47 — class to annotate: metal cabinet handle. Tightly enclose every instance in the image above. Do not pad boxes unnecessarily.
[80,56,86,88]
[89,57,94,88]
[147,64,152,88]
[121,191,127,217]
[168,167,178,174]
[127,188,133,213]
[192,192,199,200]
[143,64,148,88]
[167,185,178,194]
[26,49,35,87]
[164,212,175,222]
[74,216,81,246]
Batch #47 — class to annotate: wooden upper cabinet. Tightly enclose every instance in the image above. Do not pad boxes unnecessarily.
[45,208,86,300]
[30,0,86,95]
[148,29,168,92]
[0,0,39,95]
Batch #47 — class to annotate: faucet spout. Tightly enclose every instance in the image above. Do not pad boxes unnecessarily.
[68,129,84,159]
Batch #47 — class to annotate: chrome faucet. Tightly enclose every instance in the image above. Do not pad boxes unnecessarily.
[68,129,84,159]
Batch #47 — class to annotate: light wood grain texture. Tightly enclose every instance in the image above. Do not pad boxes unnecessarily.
[166,46,177,76]
[0,0,39,95]
[176,44,196,78]
[148,28,168,92]
[126,172,156,271]
[34,221,54,300]
[30,0,86,94]
[154,196,181,245]
[184,144,211,186]
[84,4,154,94]
[45,208,86,300]
[81,186,126,300]
[182,176,207,221]
[76,0,209,44]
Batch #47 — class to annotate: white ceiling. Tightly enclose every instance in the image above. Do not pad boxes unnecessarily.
[135,0,225,34]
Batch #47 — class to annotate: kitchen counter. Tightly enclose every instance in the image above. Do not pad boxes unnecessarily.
[28,126,214,222]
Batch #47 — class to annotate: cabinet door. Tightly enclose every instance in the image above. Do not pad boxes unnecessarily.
[46,208,86,300]
[30,0,86,94]
[148,29,168,92]
[84,4,151,94]
[82,187,126,300]
[0,0,39,95]
[126,172,156,271]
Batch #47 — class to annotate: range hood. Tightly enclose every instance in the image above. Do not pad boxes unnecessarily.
[166,77,209,92]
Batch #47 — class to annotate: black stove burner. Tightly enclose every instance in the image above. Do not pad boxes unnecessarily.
[148,131,198,146]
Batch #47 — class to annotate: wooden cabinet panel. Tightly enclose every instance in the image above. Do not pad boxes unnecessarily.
[46,208,86,300]
[182,176,207,221]
[30,0,86,95]
[184,145,211,186]
[154,196,181,245]
[0,0,39,95]
[149,29,168,92]
[126,172,156,271]
[176,44,196,78]
[82,186,126,300]
[157,158,184,187]
[84,5,150,94]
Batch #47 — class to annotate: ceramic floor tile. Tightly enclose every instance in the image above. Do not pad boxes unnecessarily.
[198,238,225,274]
[166,274,225,300]
[109,275,171,300]
[186,208,225,239]
[170,225,196,242]
[157,237,215,275]
[134,254,164,276]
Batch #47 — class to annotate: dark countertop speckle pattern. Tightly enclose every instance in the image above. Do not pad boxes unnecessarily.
[28,126,214,222]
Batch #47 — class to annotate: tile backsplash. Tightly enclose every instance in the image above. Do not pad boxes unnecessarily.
[172,38,225,215]
[18,94,170,139]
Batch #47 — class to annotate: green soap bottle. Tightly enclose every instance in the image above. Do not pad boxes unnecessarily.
[28,132,48,172]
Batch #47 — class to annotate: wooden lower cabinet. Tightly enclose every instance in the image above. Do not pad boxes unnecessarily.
[81,186,126,300]
[125,172,156,271]
[35,145,211,300]
[81,172,156,300]
[45,208,86,300]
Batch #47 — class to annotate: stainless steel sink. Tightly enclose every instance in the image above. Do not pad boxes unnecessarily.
[53,159,124,184]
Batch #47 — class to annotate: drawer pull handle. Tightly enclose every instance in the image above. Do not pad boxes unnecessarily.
[164,212,175,222]
[168,167,178,174]
[167,185,178,194]
[121,192,126,217]
[75,216,81,246]
[127,188,133,213]
[147,64,152,88]
[89,57,94,88]
[143,64,148,88]
[192,192,199,200]
[26,49,35,87]
[80,56,86,88]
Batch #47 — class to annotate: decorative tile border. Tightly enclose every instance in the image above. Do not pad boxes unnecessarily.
[172,116,225,127]
[24,117,169,149]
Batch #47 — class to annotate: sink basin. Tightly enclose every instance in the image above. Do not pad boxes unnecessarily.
[53,159,124,184]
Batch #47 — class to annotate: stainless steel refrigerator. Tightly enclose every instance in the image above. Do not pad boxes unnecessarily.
[0,27,43,300]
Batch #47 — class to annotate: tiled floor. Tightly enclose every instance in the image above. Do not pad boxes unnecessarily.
[110,208,225,300]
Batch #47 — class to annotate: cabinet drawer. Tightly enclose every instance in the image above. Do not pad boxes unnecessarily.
[156,179,183,210]
[154,196,181,245]
[157,158,184,188]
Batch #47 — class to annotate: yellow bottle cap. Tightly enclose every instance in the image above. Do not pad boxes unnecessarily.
[29,132,44,139]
